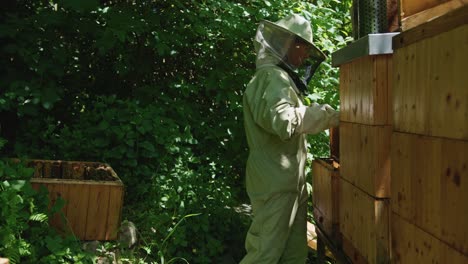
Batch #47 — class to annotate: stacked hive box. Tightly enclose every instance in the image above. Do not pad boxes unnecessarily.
[391,5,468,263]
[332,33,397,263]
[312,158,340,243]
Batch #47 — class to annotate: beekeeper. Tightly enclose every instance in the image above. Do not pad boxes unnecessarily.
[241,14,339,263]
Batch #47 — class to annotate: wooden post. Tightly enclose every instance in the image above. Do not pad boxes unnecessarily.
[317,236,325,263]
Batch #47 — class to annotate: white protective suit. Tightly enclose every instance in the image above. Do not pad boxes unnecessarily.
[241,14,339,263]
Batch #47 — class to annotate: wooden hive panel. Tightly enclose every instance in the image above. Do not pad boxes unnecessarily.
[391,132,468,255]
[312,158,340,240]
[393,23,468,140]
[392,212,468,263]
[52,182,70,233]
[85,184,111,240]
[400,0,451,18]
[65,182,90,238]
[339,178,390,264]
[30,160,124,240]
[400,0,468,31]
[340,55,393,126]
[340,122,392,198]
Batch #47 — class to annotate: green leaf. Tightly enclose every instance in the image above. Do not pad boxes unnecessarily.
[140,141,156,152]
[50,197,66,214]
[29,213,48,222]
[45,235,62,253]
[41,87,60,110]
[10,180,26,191]
[0,138,7,150]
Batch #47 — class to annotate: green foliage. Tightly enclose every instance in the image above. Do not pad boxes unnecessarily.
[13,96,249,262]
[0,153,93,263]
[1,0,352,262]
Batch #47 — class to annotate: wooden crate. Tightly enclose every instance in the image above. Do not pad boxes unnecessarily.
[391,132,468,255]
[339,122,392,198]
[392,212,468,263]
[339,178,390,264]
[29,160,124,241]
[339,54,393,126]
[312,158,340,241]
[400,0,468,31]
[393,11,468,140]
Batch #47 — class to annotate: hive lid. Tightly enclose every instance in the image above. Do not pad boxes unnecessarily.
[332,33,399,67]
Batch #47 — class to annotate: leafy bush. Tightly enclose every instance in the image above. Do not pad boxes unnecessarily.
[1,0,352,262]
[12,96,249,262]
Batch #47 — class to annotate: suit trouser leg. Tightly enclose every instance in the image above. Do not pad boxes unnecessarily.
[279,195,308,263]
[240,191,307,264]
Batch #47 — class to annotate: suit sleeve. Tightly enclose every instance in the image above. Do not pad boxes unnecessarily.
[246,68,339,140]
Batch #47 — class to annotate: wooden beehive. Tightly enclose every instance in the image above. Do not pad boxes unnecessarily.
[391,6,468,261]
[392,212,468,263]
[340,122,392,198]
[399,0,468,31]
[339,178,390,264]
[312,158,340,241]
[340,54,393,126]
[393,7,468,141]
[332,29,396,263]
[392,132,468,255]
[29,160,124,241]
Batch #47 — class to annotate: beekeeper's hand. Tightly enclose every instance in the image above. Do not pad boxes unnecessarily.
[321,104,340,127]
[297,103,339,135]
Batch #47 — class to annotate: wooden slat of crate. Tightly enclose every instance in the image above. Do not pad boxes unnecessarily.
[392,132,468,255]
[50,183,70,234]
[312,158,340,240]
[392,212,468,263]
[85,184,111,240]
[340,55,393,126]
[66,182,90,238]
[339,122,392,198]
[106,186,124,240]
[339,178,390,264]
[393,24,468,140]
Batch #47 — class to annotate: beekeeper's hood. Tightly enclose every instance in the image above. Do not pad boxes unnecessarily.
[254,14,327,90]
